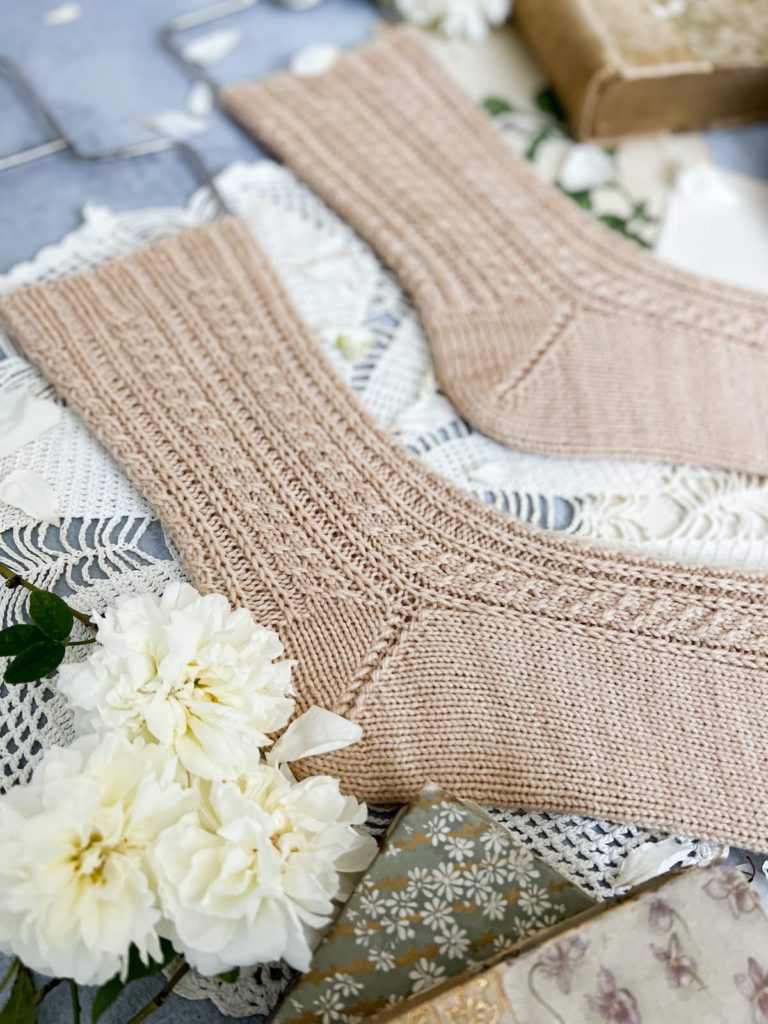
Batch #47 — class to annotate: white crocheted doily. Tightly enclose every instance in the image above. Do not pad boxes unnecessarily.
[0,160,754,1016]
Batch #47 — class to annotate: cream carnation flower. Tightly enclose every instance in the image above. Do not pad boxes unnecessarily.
[0,734,194,985]
[59,583,295,780]
[152,765,377,974]
[395,0,510,40]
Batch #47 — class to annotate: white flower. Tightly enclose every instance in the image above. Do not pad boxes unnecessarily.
[59,582,295,781]
[428,864,465,900]
[480,891,507,921]
[444,836,474,863]
[405,866,432,896]
[151,765,376,974]
[518,884,553,919]
[506,847,540,886]
[463,864,493,901]
[315,990,346,1024]
[420,896,453,932]
[478,825,510,858]
[408,958,446,993]
[425,819,451,846]
[0,734,193,985]
[368,947,397,971]
[395,0,510,41]
[332,972,364,998]
[436,922,470,959]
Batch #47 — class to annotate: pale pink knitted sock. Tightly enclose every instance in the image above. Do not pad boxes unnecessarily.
[222,28,768,475]
[4,220,768,849]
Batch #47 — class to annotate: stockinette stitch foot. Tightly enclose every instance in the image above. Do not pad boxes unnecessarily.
[3,218,768,849]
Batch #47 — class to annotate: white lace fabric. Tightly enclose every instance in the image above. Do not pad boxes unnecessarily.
[0,160,756,1016]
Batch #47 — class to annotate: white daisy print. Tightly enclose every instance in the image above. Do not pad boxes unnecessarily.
[479,825,510,858]
[385,890,418,916]
[368,947,397,971]
[518,884,553,919]
[506,847,540,886]
[315,991,346,1024]
[444,836,475,863]
[483,851,515,885]
[405,866,432,896]
[359,889,388,918]
[382,911,416,942]
[428,863,465,900]
[408,958,446,993]
[352,921,376,948]
[434,801,467,825]
[480,891,507,921]
[420,896,454,932]
[332,973,364,998]
[425,819,451,846]
[436,922,470,959]
[462,864,493,901]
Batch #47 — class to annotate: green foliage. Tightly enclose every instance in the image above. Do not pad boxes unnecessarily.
[534,85,567,124]
[0,968,36,1024]
[217,968,239,984]
[482,96,513,117]
[29,591,74,643]
[566,189,593,210]
[91,941,176,1023]
[0,626,47,657]
[4,642,65,685]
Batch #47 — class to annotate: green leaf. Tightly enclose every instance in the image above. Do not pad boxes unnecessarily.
[567,189,592,210]
[535,85,567,124]
[217,969,239,984]
[0,625,47,657]
[525,129,550,162]
[90,977,123,1024]
[599,213,628,232]
[4,642,65,685]
[29,591,73,642]
[0,968,36,1024]
[482,96,513,117]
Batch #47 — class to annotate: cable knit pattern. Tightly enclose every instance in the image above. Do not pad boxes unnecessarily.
[3,219,768,848]
[222,27,768,476]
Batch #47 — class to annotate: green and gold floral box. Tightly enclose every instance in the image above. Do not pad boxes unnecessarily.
[270,787,593,1024]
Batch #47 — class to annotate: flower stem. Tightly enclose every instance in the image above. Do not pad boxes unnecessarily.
[65,639,97,647]
[125,962,191,1024]
[69,978,81,1023]
[33,976,64,1005]
[0,958,18,994]
[0,562,94,627]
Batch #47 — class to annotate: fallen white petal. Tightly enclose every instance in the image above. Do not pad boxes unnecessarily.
[44,2,81,25]
[558,144,614,193]
[290,44,341,77]
[393,393,456,436]
[144,111,207,141]
[0,390,60,458]
[181,28,242,67]
[0,469,61,526]
[614,838,694,888]
[269,707,362,763]
[469,460,518,489]
[187,81,214,119]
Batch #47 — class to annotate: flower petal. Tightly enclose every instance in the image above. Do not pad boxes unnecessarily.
[0,468,60,525]
[269,707,362,764]
[614,838,694,888]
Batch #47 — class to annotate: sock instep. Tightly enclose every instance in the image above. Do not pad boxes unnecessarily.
[3,219,768,848]
[221,27,768,476]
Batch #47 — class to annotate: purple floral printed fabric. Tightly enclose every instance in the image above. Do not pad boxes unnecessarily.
[387,865,768,1024]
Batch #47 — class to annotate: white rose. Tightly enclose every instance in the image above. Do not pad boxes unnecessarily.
[153,765,377,974]
[0,734,194,985]
[59,582,295,780]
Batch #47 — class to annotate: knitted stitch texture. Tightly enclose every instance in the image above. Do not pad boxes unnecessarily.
[221,28,768,476]
[3,219,768,849]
